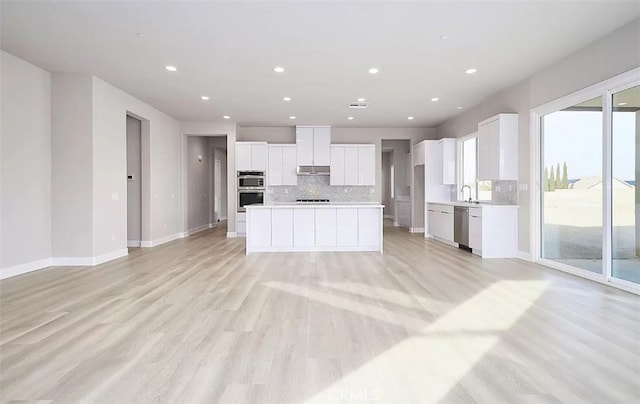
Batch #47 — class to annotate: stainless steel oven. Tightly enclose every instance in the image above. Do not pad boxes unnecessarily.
[237,171,265,212]
[238,190,265,212]
[238,171,265,189]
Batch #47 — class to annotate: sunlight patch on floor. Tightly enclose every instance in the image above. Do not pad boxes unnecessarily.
[266,280,549,403]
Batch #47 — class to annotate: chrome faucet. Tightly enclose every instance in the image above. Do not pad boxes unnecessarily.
[461,185,472,202]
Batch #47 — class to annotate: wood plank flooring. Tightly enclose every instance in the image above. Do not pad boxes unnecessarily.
[1,222,639,403]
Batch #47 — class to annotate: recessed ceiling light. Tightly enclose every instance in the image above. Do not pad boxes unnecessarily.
[407,116,414,120]
[618,102,627,106]
[347,116,354,120]
[465,68,477,74]
[457,106,464,110]
[431,97,440,102]
[368,67,379,74]
[282,96,291,101]
[136,32,144,38]
[289,116,296,120]
[274,66,285,73]
[440,34,449,40]
[200,96,210,101]
[223,115,230,119]
[357,98,366,102]
[165,65,177,72]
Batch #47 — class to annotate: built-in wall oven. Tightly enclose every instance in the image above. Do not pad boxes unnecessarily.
[237,171,265,212]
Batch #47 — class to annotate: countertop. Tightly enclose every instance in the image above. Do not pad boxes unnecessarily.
[426,200,519,208]
[246,202,384,209]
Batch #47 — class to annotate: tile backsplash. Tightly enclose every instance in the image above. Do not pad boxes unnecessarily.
[267,176,376,203]
[492,180,518,205]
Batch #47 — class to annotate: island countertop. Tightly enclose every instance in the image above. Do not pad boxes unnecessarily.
[426,201,518,208]
[246,202,384,209]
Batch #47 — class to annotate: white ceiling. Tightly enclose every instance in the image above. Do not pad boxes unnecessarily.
[2,1,638,128]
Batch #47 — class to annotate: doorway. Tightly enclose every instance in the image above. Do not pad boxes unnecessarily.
[126,115,142,247]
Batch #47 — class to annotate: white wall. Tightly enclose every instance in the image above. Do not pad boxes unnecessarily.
[436,19,640,254]
[187,136,211,231]
[92,77,182,253]
[0,51,51,272]
[51,74,94,258]
[181,122,237,234]
[211,144,228,221]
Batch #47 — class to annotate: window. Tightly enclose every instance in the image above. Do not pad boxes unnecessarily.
[459,134,477,200]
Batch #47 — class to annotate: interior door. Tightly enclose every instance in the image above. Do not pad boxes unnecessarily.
[214,159,221,222]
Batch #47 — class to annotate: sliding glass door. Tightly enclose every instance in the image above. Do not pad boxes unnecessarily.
[612,85,639,284]
[541,96,603,274]
[537,71,639,290]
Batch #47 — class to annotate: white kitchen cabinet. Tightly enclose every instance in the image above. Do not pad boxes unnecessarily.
[246,205,383,253]
[293,208,315,247]
[477,114,518,180]
[237,212,247,236]
[337,208,358,246]
[315,208,337,247]
[438,138,456,185]
[271,208,294,247]
[426,203,454,243]
[248,209,271,247]
[469,208,482,251]
[330,145,375,186]
[358,145,375,186]
[344,147,359,185]
[296,126,331,166]
[268,145,297,186]
[236,142,267,171]
[267,146,283,185]
[358,208,381,247]
[330,146,345,185]
[413,141,426,166]
[396,200,411,228]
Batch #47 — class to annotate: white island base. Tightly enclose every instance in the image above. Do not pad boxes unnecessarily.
[245,204,384,254]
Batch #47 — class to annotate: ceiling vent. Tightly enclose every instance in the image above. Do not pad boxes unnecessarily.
[349,102,369,109]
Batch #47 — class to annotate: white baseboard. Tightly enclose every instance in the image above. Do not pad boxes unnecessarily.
[393,221,400,227]
[410,227,425,233]
[227,232,237,238]
[141,233,180,248]
[219,216,228,221]
[52,248,129,267]
[516,250,533,261]
[186,223,211,236]
[1,248,129,280]
[384,215,394,219]
[0,258,52,280]
[127,240,141,247]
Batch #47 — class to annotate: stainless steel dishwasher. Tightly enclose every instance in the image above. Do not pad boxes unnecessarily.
[454,206,469,248]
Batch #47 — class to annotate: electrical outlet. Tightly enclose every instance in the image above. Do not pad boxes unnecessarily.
[111,234,116,241]
[155,193,159,199]
[163,223,167,229]
[171,193,175,199]
[519,184,528,192]
[369,188,375,194]
[495,185,501,192]
[284,189,288,194]
[111,193,119,201]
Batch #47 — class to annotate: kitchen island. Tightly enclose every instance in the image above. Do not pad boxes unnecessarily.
[245,203,384,254]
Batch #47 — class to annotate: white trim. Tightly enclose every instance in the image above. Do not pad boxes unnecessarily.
[227,232,238,238]
[430,236,458,248]
[246,245,382,254]
[127,240,141,247]
[409,227,424,233]
[516,250,533,261]
[393,221,400,227]
[185,223,212,236]
[383,214,394,219]
[219,216,228,221]
[140,233,180,248]
[0,258,52,280]
[178,232,188,238]
[52,248,129,267]
[609,278,640,296]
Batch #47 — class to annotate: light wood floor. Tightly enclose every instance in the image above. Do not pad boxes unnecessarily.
[1,222,639,403]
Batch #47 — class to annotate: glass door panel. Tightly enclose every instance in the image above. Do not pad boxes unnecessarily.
[541,96,603,274]
[612,85,640,283]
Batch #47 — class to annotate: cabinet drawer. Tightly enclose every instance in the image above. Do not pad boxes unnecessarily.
[469,207,483,218]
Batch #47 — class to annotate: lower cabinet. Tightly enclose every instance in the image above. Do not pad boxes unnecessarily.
[337,208,358,246]
[293,208,315,247]
[315,208,337,247]
[468,208,482,251]
[271,208,293,247]
[426,204,454,243]
[246,206,383,253]
[468,206,518,258]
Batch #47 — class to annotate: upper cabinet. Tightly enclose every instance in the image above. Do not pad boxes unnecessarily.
[438,138,456,184]
[268,144,297,186]
[236,142,267,171]
[296,125,331,166]
[330,144,375,186]
[477,114,518,180]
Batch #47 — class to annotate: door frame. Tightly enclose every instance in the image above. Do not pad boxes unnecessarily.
[530,67,640,294]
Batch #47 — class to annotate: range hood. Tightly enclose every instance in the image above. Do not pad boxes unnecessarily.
[297,165,330,176]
